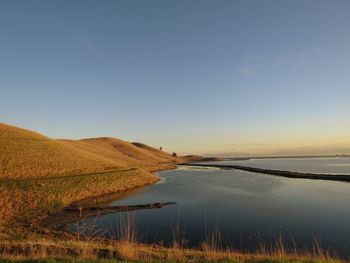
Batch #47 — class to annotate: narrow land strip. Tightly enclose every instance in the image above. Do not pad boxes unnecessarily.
[181,163,350,182]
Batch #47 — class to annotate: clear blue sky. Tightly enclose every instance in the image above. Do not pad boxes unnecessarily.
[1,0,350,155]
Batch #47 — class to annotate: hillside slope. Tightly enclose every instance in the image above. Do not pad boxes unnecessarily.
[0,123,180,179]
[132,142,178,161]
[61,137,178,170]
[0,123,122,179]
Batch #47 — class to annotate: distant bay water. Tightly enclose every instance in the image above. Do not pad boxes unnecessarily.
[203,157,350,174]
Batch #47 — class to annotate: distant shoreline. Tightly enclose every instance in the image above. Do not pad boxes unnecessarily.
[219,154,350,161]
[181,161,350,182]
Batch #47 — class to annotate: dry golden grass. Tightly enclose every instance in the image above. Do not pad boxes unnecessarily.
[0,234,340,263]
[40,212,337,263]
[0,169,158,237]
[0,123,122,179]
[61,138,178,172]
[131,142,178,161]
[0,122,199,179]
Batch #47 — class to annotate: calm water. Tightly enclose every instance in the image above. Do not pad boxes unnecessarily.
[70,157,350,258]
[205,157,350,174]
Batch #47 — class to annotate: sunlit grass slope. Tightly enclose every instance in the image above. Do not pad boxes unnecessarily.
[0,123,178,179]
[61,138,177,171]
[131,142,177,160]
[0,123,123,179]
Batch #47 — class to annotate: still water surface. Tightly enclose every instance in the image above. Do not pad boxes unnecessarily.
[206,157,350,174]
[70,158,350,257]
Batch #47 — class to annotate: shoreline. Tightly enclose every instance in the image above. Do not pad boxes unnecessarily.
[0,165,176,240]
[181,163,350,182]
[39,157,350,238]
[33,164,176,239]
[222,154,350,161]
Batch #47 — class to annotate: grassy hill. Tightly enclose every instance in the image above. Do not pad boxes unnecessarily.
[0,122,183,234]
[0,123,180,179]
[61,138,178,171]
[0,123,123,179]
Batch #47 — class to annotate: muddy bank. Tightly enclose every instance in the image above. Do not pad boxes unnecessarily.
[39,200,176,236]
[181,163,350,182]
[34,167,176,238]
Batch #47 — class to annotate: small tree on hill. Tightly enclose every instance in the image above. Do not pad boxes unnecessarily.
[172,152,177,157]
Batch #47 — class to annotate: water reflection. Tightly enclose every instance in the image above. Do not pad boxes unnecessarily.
[70,162,350,258]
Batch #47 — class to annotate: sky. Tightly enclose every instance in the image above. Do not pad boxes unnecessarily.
[1,0,350,156]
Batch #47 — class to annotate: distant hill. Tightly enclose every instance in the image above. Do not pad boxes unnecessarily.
[179,155,221,162]
[0,123,186,179]
[61,138,178,169]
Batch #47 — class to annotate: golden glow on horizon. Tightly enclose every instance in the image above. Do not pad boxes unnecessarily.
[164,132,350,156]
[152,115,350,156]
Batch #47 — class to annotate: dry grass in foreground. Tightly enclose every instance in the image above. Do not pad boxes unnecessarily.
[0,236,341,263]
[1,214,340,263]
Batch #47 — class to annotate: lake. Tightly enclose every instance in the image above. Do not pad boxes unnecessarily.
[69,157,350,258]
